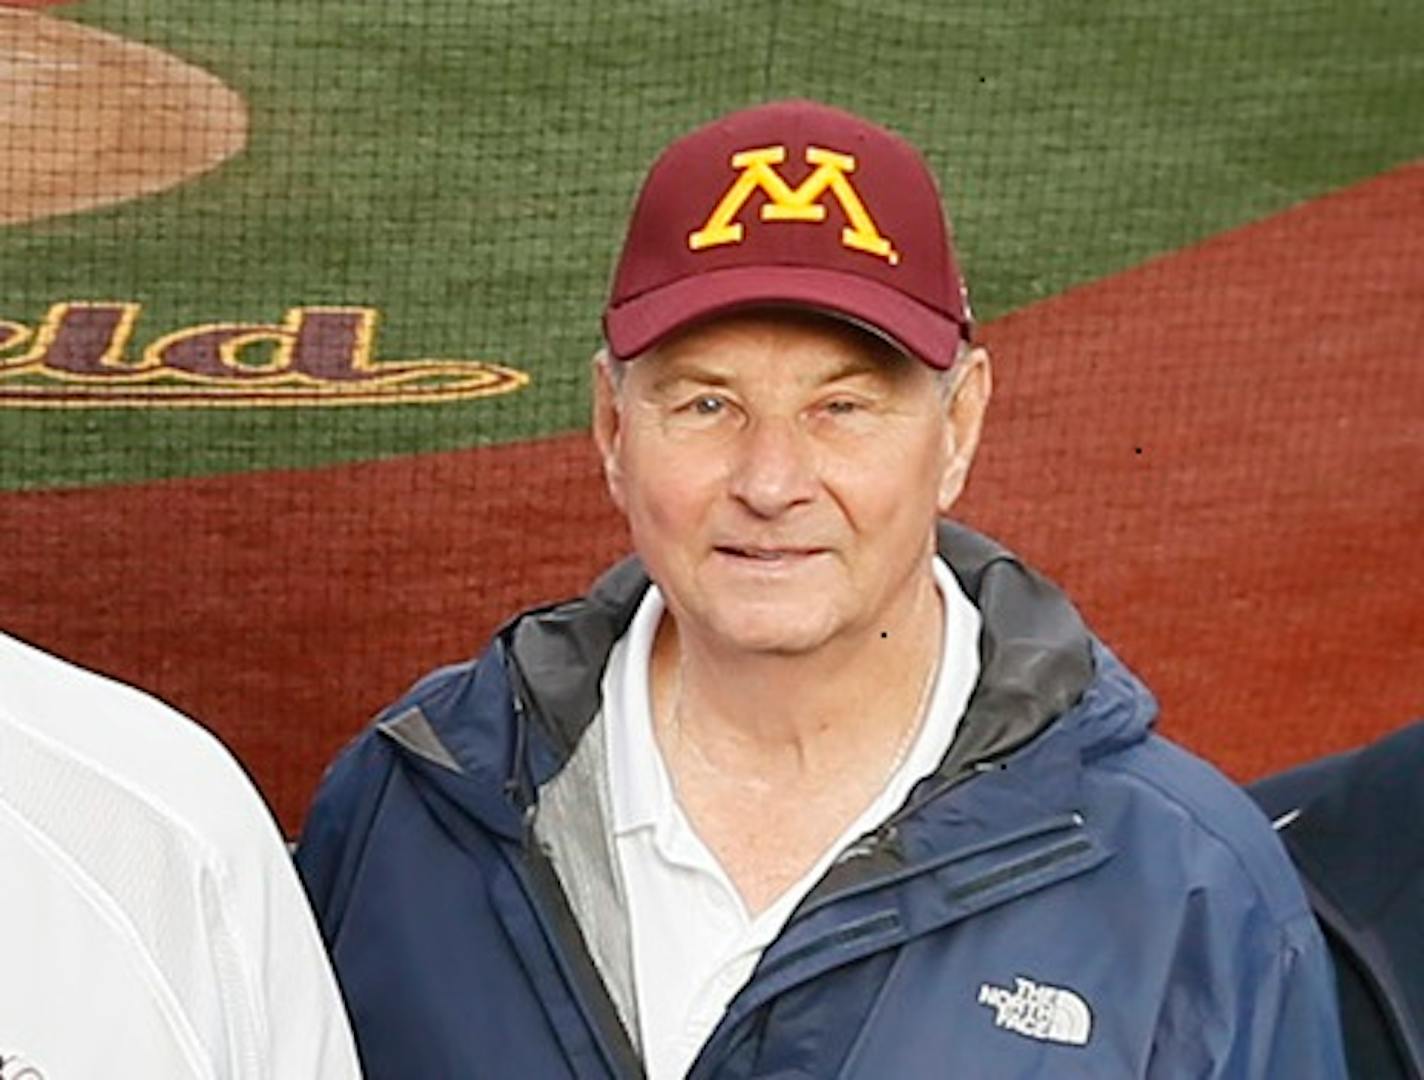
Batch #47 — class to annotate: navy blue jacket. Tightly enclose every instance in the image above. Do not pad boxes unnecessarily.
[1250,721,1424,1080]
[297,525,1346,1078]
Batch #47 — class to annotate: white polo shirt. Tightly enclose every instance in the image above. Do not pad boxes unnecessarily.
[0,632,361,1079]
[604,558,981,1079]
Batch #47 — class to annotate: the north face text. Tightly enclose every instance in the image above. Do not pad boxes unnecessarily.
[977,976,1093,1046]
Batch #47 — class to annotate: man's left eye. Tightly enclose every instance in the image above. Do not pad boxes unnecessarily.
[692,395,725,415]
[823,399,861,415]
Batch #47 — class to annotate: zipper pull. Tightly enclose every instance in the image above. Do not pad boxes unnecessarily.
[836,823,898,865]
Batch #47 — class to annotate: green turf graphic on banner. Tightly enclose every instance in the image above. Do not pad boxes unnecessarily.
[2,0,1421,489]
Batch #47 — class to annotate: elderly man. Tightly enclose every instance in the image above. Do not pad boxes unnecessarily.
[297,100,1345,1077]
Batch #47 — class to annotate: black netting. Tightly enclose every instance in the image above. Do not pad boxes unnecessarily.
[2,0,1420,829]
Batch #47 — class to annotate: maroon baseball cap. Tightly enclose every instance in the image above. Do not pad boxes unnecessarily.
[603,99,972,369]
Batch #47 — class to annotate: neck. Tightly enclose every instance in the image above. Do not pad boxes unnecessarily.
[650,569,944,783]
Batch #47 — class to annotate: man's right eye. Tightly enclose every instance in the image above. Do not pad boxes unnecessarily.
[665,392,737,432]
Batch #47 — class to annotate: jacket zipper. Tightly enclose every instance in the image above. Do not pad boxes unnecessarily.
[504,679,647,1079]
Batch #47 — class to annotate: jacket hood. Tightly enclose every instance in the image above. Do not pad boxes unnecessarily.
[375,521,1156,832]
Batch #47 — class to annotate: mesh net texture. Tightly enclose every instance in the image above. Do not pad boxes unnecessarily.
[1,0,1420,830]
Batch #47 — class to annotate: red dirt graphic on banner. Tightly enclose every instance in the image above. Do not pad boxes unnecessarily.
[3,163,1421,833]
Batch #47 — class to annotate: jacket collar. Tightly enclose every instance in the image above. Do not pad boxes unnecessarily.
[506,521,1097,780]
[381,521,1126,833]
[925,523,1095,784]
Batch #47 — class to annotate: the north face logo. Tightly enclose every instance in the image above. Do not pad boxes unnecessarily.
[978,976,1093,1046]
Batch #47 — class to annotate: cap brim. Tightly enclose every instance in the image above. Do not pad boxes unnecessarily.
[603,266,967,370]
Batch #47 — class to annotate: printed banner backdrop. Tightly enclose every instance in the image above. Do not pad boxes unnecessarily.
[2,0,1421,832]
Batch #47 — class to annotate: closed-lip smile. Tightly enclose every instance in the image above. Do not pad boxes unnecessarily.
[714,545,827,561]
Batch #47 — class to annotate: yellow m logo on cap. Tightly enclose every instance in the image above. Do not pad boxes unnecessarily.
[689,145,899,265]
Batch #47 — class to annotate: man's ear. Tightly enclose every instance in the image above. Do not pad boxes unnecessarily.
[937,346,992,514]
[591,349,627,511]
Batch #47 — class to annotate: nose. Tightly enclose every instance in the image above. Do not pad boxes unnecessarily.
[726,416,818,517]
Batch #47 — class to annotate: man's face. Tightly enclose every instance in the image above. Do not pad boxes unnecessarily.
[594,310,989,659]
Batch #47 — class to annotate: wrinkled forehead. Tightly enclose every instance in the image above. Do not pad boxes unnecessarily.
[634,306,915,380]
